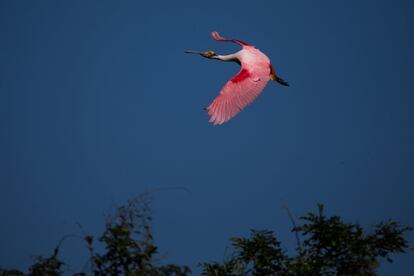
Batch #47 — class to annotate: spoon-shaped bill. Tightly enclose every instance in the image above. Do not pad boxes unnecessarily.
[184,50,202,54]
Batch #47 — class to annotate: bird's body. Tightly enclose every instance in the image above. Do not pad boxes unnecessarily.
[186,32,288,125]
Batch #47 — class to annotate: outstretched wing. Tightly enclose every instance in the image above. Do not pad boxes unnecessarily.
[211,31,251,47]
[206,63,271,125]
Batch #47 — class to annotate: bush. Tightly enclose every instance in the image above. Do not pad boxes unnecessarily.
[1,198,411,275]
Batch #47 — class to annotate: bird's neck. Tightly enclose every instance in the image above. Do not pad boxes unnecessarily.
[216,53,239,62]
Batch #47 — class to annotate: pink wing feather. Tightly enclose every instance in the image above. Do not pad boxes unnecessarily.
[206,32,271,125]
[211,31,250,46]
[206,63,271,125]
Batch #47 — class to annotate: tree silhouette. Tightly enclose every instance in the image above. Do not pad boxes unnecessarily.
[0,193,190,276]
[202,204,412,275]
[0,197,412,276]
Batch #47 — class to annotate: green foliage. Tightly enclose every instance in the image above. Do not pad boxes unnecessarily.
[88,194,190,276]
[204,230,289,276]
[1,236,66,276]
[0,193,190,276]
[28,255,63,276]
[202,204,412,276]
[0,200,411,276]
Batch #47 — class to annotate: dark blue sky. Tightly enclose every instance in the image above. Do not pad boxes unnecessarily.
[1,0,413,274]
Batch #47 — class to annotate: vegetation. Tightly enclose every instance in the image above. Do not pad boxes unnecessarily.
[202,204,412,275]
[0,195,412,275]
[0,193,190,276]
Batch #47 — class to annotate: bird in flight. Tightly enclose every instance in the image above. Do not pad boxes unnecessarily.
[186,31,289,125]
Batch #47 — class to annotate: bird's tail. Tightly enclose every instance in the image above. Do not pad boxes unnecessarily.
[275,76,289,86]
[269,64,289,86]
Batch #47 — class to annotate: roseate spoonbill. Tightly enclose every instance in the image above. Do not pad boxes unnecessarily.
[186,31,288,125]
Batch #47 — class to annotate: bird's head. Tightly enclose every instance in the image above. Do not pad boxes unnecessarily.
[185,50,218,59]
[200,50,217,58]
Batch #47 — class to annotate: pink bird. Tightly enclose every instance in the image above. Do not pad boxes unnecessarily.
[186,31,289,125]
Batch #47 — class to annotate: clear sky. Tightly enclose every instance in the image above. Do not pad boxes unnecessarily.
[1,0,413,274]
